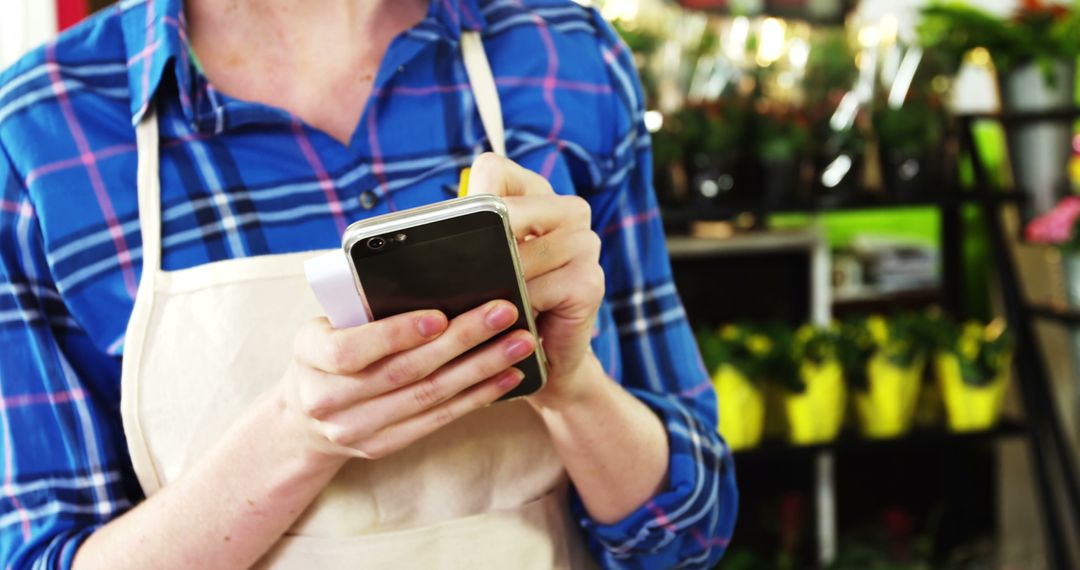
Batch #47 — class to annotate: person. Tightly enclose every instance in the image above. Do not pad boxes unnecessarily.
[0,0,737,568]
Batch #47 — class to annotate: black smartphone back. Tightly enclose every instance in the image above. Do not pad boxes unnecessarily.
[343,196,546,400]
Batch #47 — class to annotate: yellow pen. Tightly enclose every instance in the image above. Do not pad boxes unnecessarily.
[458,167,471,198]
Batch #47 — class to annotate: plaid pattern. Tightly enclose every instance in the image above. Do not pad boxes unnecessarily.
[0,0,737,567]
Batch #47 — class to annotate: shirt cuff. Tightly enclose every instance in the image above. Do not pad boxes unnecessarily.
[571,390,738,568]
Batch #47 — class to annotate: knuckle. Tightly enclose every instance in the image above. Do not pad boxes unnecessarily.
[583,230,602,258]
[472,152,503,173]
[326,426,355,449]
[413,376,445,409]
[433,405,456,429]
[455,316,494,347]
[584,265,606,300]
[324,332,354,372]
[565,196,591,224]
[384,353,422,386]
[385,313,425,349]
[301,393,333,420]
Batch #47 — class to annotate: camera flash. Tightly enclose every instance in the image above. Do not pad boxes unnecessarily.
[395,233,408,242]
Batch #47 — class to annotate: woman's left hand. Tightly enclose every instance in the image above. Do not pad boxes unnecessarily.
[468,153,605,409]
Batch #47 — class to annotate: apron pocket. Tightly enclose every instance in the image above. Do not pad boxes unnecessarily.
[255,490,583,570]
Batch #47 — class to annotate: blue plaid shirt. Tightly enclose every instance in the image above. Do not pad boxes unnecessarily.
[0,0,737,567]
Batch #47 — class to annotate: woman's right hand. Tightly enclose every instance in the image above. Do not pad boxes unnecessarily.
[278,299,535,464]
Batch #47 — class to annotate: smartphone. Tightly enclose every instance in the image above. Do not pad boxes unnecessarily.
[342,195,546,400]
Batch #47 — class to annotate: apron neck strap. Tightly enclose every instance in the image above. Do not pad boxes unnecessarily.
[133,33,505,275]
[135,110,163,274]
[460,32,506,157]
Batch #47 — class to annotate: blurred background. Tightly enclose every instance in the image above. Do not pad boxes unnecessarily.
[5,0,1080,568]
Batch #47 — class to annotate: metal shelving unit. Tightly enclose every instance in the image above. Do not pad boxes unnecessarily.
[733,419,1027,460]
[663,110,1080,567]
[955,109,1080,570]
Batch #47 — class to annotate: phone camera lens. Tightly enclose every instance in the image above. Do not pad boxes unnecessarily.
[367,237,387,250]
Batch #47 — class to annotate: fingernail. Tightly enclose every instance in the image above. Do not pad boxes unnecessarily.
[497,369,525,390]
[505,337,534,360]
[417,314,447,338]
[485,303,516,330]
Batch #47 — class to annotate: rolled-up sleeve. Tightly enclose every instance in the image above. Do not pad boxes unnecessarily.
[0,141,140,569]
[569,12,738,569]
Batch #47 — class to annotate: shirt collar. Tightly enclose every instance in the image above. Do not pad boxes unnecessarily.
[120,0,488,129]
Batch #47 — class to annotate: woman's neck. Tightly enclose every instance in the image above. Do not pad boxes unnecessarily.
[184,0,428,145]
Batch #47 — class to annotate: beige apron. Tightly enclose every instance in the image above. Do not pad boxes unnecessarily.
[120,32,593,568]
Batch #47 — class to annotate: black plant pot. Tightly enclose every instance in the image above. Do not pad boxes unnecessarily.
[759,158,804,210]
[688,153,753,212]
[880,148,940,202]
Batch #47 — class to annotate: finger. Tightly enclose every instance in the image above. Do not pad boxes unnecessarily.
[500,195,592,240]
[323,329,536,433]
[305,300,522,416]
[526,259,606,315]
[468,153,552,197]
[360,299,520,392]
[517,228,601,281]
[354,368,525,459]
[294,311,448,375]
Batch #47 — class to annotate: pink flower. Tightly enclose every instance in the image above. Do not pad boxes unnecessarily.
[1026,196,1080,245]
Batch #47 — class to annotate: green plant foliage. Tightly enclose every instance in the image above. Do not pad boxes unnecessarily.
[680,102,753,157]
[837,317,878,391]
[696,314,1009,393]
[777,324,839,393]
[611,19,661,56]
[948,319,1012,386]
[804,29,857,107]
[892,310,953,358]
[696,323,776,381]
[873,97,946,155]
[754,107,810,163]
[918,1,1080,80]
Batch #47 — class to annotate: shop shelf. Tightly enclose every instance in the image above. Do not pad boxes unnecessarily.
[1027,303,1080,326]
[666,231,822,260]
[660,191,1024,227]
[832,286,940,311]
[732,419,1027,460]
[956,108,1080,125]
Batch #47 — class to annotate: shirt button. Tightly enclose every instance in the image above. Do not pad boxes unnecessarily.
[358,191,377,210]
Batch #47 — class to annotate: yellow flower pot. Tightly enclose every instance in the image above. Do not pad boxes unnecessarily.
[853,354,925,439]
[783,360,846,445]
[712,365,765,451]
[935,352,1011,433]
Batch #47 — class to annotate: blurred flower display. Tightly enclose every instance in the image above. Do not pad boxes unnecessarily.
[602,0,954,213]
[695,313,1012,447]
[1025,195,1080,247]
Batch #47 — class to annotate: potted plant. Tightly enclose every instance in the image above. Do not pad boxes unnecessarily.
[682,101,754,212]
[841,316,927,439]
[778,324,846,445]
[698,324,771,451]
[804,29,865,206]
[755,104,810,209]
[872,94,947,201]
[919,0,1080,218]
[899,310,954,429]
[935,319,1012,432]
